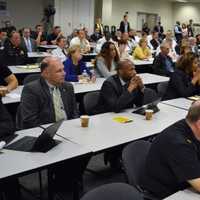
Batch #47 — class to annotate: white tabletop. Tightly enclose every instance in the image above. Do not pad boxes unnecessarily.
[57,104,187,152]
[8,65,40,74]
[38,45,57,49]
[27,52,52,58]
[133,58,154,66]
[0,127,90,179]
[164,189,200,200]
[140,73,169,85]
[162,98,192,111]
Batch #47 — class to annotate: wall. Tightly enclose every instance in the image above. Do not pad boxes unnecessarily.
[54,0,95,36]
[0,0,54,29]
[172,3,200,24]
[101,0,173,31]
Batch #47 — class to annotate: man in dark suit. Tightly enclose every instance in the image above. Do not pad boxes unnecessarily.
[119,14,130,33]
[20,27,37,53]
[19,57,88,193]
[98,59,144,113]
[19,57,78,129]
[153,42,174,77]
[154,21,164,39]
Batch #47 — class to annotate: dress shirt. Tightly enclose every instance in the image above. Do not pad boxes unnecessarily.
[52,46,67,63]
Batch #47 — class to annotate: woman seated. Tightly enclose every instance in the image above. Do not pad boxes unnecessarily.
[164,52,200,100]
[133,38,151,60]
[95,41,120,78]
[64,45,94,82]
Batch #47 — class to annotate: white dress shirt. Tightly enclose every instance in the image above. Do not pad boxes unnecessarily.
[52,46,67,63]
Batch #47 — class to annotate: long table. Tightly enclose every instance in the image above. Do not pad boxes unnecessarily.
[56,104,187,153]
[2,74,169,105]
[164,189,199,200]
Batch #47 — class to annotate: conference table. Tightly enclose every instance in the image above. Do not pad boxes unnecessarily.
[27,52,52,58]
[56,104,187,153]
[164,189,199,200]
[161,98,193,111]
[2,74,169,105]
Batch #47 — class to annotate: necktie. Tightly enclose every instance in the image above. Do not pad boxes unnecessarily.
[52,87,66,121]
[26,38,32,52]
[62,49,67,56]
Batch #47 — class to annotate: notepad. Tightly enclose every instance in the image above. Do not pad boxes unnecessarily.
[188,95,200,101]
[6,93,21,99]
[113,116,133,123]
[16,64,39,69]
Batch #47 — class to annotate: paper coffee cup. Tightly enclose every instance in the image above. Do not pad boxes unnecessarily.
[81,115,89,127]
[145,109,153,120]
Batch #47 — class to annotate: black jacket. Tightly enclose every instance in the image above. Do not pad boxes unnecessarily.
[164,69,200,100]
[119,21,130,33]
[98,74,144,113]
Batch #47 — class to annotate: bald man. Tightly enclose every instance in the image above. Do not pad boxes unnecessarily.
[18,57,78,129]
[140,100,200,199]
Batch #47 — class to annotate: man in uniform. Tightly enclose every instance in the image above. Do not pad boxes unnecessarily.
[140,101,200,199]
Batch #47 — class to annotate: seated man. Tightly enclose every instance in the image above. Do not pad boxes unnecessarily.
[0,59,18,97]
[47,26,62,45]
[31,24,47,45]
[3,31,28,65]
[140,100,200,199]
[19,57,78,129]
[19,57,89,192]
[98,59,144,113]
[153,41,174,77]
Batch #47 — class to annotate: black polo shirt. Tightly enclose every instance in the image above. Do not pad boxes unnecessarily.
[0,62,12,85]
[140,119,200,199]
[47,33,58,45]
[2,39,27,66]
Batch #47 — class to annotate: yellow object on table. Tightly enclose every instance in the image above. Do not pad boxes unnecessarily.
[113,116,133,123]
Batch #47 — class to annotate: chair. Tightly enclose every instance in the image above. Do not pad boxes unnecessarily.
[157,82,169,99]
[81,183,143,200]
[103,25,110,33]
[23,74,41,85]
[122,140,151,188]
[143,88,158,105]
[83,91,100,115]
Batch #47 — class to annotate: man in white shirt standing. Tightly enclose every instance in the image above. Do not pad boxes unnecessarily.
[52,36,68,63]
[70,29,90,53]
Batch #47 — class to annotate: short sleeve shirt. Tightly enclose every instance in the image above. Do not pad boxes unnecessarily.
[140,119,200,199]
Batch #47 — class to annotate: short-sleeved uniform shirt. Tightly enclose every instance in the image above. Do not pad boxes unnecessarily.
[0,62,12,85]
[140,119,200,199]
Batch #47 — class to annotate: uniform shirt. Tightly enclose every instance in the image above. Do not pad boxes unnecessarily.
[47,33,58,45]
[0,62,12,85]
[141,119,200,199]
[31,31,47,42]
[2,39,27,66]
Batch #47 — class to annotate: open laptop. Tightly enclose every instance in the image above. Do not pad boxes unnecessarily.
[132,97,162,115]
[5,120,63,153]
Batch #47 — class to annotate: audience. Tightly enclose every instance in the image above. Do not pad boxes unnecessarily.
[96,41,120,78]
[70,29,90,53]
[90,28,102,42]
[174,21,182,44]
[142,22,150,35]
[64,45,93,82]
[47,26,62,45]
[141,100,200,199]
[154,21,164,39]
[94,17,104,36]
[153,41,174,77]
[52,36,68,63]
[31,24,47,45]
[3,31,28,65]
[149,31,160,50]
[133,38,151,60]
[164,52,200,100]
[98,59,144,113]
[119,14,130,33]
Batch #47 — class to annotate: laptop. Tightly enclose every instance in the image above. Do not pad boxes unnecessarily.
[5,120,63,153]
[132,97,162,115]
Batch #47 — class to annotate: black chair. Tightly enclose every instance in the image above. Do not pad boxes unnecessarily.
[122,140,151,188]
[103,25,110,33]
[157,82,169,99]
[143,88,158,105]
[23,74,41,85]
[81,183,143,200]
[83,91,100,115]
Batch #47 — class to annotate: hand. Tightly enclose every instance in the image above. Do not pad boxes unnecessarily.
[135,76,144,90]
[91,75,96,83]
[38,31,42,37]
[127,77,138,93]
[0,86,9,97]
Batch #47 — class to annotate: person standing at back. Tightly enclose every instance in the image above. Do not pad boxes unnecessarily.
[119,14,130,33]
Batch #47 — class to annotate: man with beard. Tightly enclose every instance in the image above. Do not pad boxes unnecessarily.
[98,59,144,113]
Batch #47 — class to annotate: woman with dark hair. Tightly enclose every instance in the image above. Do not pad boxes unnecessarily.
[164,52,200,100]
[96,41,120,78]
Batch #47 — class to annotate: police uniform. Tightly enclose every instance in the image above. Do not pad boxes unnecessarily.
[0,61,12,85]
[140,119,200,199]
[2,39,27,66]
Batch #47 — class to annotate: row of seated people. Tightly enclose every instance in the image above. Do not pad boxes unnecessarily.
[1,56,200,199]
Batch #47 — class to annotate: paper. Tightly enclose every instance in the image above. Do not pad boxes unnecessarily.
[16,64,39,69]
[113,116,133,123]
[6,93,21,99]
[188,95,200,101]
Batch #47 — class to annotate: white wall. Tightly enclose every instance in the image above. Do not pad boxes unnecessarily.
[172,3,200,24]
[54,0,95,36]
[102,0,173,31]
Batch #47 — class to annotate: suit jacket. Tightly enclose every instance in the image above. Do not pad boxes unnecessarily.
[19,77,79,129]
[119,21,130,33]
[164,69,200,100]
[150,39,160,50]
[98,74,144,113]
[152,53,174,77]
[20,37,37,53]
[0,98,14,138]
[154,25,164,34]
